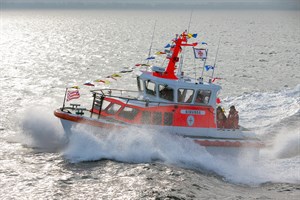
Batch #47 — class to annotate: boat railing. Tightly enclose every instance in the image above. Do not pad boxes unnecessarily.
[91,89,141,100]
[90,88,214,108]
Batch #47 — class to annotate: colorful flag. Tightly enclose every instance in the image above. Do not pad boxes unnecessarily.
[187,33,198,38]
[71,86,80,89]
[84,82,95,86]
[146,56,155,60]
[94,79,110,84]
[155,51,166,55]
[67,89,80,101]
[193,48,207,60]
[212,77,222,82]
[205,65,214,71]
[111,73,121,78]
[119,69,133,73]
[106,77,116,80]
[135,63,150,67]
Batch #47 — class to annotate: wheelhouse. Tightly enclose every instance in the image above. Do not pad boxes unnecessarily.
[137,72,221,108]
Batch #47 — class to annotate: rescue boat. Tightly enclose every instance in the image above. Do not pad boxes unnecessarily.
[54,30,264,157]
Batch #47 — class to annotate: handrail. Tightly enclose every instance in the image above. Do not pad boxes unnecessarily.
[91,88,214,108]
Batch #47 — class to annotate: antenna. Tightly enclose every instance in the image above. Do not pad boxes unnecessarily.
[187,10,193,33]
[178,11,193,77]
[211,37,221,79]
[147,20,157,64]
[200,49,208,81]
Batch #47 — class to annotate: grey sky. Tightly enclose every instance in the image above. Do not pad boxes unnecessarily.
[1,0,300,10]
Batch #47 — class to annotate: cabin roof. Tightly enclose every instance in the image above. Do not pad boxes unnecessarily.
[139,71,222,92]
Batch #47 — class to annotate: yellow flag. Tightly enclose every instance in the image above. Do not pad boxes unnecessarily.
[111,73,121,78]
[71,86,80,89]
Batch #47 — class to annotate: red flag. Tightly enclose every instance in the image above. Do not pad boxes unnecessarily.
[216,98,221,104]
[212,77,222,82]
[67,89,80,101]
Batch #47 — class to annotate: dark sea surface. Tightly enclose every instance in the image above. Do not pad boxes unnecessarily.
[0,10,299,199]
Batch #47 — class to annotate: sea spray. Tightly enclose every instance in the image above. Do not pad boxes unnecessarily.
[264,127,300,159]
[62,124,300,185]
[63,125,211,164]
[19,106,67,152]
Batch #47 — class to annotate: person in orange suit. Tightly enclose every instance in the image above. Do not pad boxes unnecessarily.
[227,106,239,129]
[216,106,227,129]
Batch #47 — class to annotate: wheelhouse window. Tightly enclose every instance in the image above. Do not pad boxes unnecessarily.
[118,106,139,120]
[141,111,151,124]
[178,89,194,103]
[153,112,162,125]
[145,81,156,96]
[164,112,173,125]
[137,76,144,92]
[106,103,122,114]
[101,100,111,110]
[195,90,211,104]
[95,99,111,110]
[159,85,174,101]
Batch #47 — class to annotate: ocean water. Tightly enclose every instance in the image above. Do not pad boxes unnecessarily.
[0,9,300,199]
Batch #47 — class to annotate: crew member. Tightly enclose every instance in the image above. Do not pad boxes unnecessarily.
[216,106,227,129]
[227,105,239,129]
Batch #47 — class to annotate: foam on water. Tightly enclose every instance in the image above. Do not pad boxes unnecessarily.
[221,84,300,131]
[62,124,299,185]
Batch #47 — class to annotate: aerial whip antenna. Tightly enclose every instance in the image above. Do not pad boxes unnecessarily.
[187,10,193,33]
[178,11,193,77]
[211,37,221,80]
[147,20,157,65]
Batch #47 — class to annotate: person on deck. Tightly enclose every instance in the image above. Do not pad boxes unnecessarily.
[216,106,227,129]
[227,106,239,129]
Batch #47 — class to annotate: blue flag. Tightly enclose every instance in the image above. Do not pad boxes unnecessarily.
[146,56,155,60]
[205,65,214,71]
[164,44,171,48]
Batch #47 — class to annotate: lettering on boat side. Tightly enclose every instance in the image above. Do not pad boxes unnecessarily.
[187,115,195,126]
[181,110,205,115]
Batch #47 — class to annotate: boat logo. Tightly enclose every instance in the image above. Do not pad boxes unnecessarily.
[187,115,195,126]
[181,110,205,115]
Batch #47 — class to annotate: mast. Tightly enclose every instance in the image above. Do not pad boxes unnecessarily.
[154,32,197,80]
[164,34,184,79]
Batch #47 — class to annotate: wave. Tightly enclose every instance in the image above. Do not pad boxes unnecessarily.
[62,125,300,185]
[222,84,300,131]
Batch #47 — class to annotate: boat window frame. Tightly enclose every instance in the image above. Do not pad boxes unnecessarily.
[100,100,111,110]
[152,112,162,125]
[105,103,122,115]
[141,111,151,124]
[145,80,156,96]
[194,89,212,105]
[158,84,174,102]
[177,88,195,103]
[136,76,144,92]
[163,112,173,125]
[118,106,139,120]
